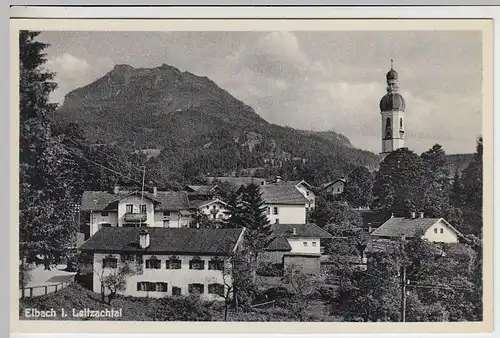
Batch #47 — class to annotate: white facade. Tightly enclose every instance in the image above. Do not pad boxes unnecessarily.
[286,237,321,254]
[295,182,316,210]
[325,181,345,196]
[265,204,306,224]
[423,220,459,243]
[88,194,192,237]
[381,110,405,153]
[92,252,230,300]
[197,200,230,220]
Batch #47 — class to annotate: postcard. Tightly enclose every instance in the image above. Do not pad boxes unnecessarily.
[9,7,494,335]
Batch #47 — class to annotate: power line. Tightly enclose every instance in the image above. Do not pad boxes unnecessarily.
[66,147,154,190]
[65,137,146,175]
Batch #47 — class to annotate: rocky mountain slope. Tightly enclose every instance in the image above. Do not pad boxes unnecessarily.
[54,63,380,183]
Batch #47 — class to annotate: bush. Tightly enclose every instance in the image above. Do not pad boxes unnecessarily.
[256,261,282,277]
[147,295,214,321]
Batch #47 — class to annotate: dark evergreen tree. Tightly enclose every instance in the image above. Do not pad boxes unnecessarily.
[342,166,374,208]
[19,31,76,269]
[372,148,426,216]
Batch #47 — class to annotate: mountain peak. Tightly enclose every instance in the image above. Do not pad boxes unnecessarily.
[112,64,135,72]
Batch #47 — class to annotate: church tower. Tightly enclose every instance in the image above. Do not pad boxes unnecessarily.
[380,60,406,154]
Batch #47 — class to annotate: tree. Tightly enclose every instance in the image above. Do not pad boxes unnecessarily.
[342,166,374,208]
[372,148,426,216]
[234,183,275,281]
[461,137,483,236]
[309,199,363,230]
[189,212,220,229]
[93,257,136,305]
[19,31,76,287]
[281,264,320,321]
[420,144,452,218]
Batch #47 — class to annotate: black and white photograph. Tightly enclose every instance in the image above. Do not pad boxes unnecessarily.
[11,14,493,332]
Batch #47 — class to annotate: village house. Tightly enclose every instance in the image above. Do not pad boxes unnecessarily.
[269,179,316,211]
[363,211,465,259]
[184,184,224,201]
[261,223,333,275]
[322,178,346,197]
[259,185,310,224]
[79,227,245,299]
[189,198,231,221]
[80,186,193,238]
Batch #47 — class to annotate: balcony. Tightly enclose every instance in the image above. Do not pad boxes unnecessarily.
[124,213,147,222]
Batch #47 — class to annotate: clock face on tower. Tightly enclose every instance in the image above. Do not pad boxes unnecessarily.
[385,117,392,139]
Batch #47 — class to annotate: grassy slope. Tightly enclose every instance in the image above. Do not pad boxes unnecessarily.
[19,283,341,322]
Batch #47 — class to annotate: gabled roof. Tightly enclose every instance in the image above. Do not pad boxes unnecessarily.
[81,190,190,212]
[370,217,464,239]
[81,191,116,211]
[80,227,245,255]
[270,180,312,190]
[260,185,309,205]
[108,190,163,204]
[265,236,292,251]
[190,198,229,209]
[322,179,346,189]
[270,223,333,239]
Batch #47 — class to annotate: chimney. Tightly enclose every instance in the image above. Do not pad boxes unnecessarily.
[276,175,282,183]
[418,211,424,218]
[139,229,150,249]
[292,227,297,235]
[390,213,394,218]
[153,186,157,197]
[410,211,416,219]
[368,226,372,233]
[113,185,120,194]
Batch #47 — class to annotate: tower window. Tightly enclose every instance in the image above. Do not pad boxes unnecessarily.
[400,118,403,129]
[385,117,392,138]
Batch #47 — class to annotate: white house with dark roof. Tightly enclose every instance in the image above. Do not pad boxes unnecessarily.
[189,198,230,221]
[260,185,310,224]
[322,178,346,197]
[79,227,245,299]
[261,223,333,275]
[269,179,316,211]
[370,212,463,244]
[81,188,193,237]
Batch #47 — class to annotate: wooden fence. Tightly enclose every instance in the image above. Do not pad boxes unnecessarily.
[19,278,74,299]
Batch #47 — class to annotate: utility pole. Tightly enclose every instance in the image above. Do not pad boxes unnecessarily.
[400,233,407,322]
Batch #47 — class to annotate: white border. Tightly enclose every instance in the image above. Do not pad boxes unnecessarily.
[7,5,499,338]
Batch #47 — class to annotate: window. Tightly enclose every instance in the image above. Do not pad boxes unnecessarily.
[145,256,161,269]
[400,118,403,129]
[440,228,444,234]
[208,257,224,271]
[137,282,167,292]
[188,283,205,294]
[275,219,279,224]
[126,204,133,213]
[140,204,147,214]
[306,191,309,196]
[163,211,170,217]
[172,286,182,296]
[434,228,438,234]
[267,207,270,215]
[163,220,170,227]
[273,207,279,215]
[208,283,224,296]
[155,282,168,292]
[100,223,111,228]
[101,211,109,216]
[312,242,317,247]
[303,242,308,247]
[102,256,118,269]
[213,205,217,210]
[166,256,182,269]
[189,257,205,270]
[206,206,209,210]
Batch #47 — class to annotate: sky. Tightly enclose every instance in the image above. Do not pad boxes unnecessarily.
[40,30,482,154]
